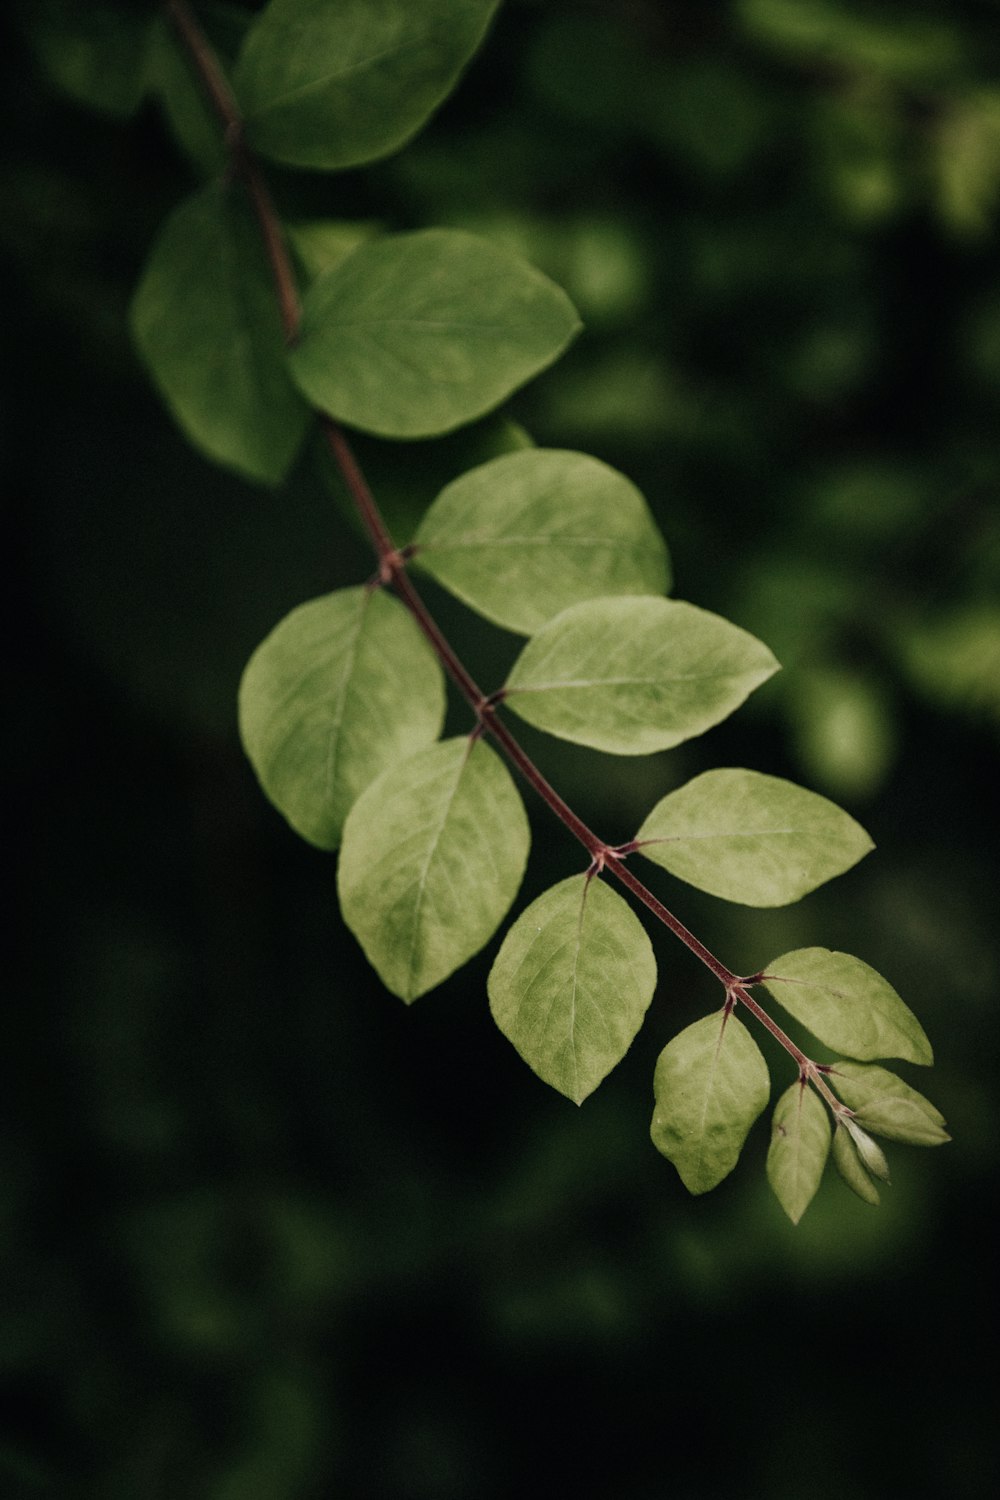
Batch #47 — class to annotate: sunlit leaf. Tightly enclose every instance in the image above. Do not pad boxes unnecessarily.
[760,948,932,1065]
[634,768,873,906]
[234,0,500,170]
[131,182,310,484]
[650,1011,770,1194]
[504,597,779,754]
[831,1061,949,1145]
[238,587,446,850]
[831,1119,880,1205]
[766,1082,831,1223]
[338,738,530,1002]
[488,874,657,1103]
[288,229,580,438]
[413,449,670,634]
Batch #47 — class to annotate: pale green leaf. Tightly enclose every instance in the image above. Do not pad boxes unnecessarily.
[844,1118,891,1183]
[337,738,530,1002]
[131,182,310,485]
[234,0,500,171]
[831,1119,880,1205]
[238,587,446,851]
[634,768,873,906]
[766,1082,831,1223]
[650,1012,770,1194]
[760,948,933,1065]
[504,597,779,754]
[413,449,670,634]
[831,1061,949,1146]
[287,229,581,439]
[488,874,657,1104]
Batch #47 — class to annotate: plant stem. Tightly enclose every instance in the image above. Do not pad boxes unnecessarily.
[165,0,837,1066]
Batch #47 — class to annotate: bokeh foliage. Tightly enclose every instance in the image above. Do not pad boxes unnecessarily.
[4,1,998,1495]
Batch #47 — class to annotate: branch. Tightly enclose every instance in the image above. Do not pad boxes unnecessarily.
[162,1,849,1079]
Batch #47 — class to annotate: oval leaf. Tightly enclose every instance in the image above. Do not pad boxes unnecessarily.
[337,738,530,1002]
[131,182,309,484]
[488,874,657,1104]
[831,1061,949,1146]
[413,449,671,634]
[287,229,581,439]
[766,1082,831,1224]
[238,587,446,851]
[831,1120,880,1206]
[650,1011,770,1194]
[504,597,779,754]
[634,768,873,906]
[234,0,500,171]
[760,948,933,1065]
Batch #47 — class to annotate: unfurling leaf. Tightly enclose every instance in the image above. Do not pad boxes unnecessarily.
[504,597,779,754]
[238,588,446,850]
[831,1119,881,1205]
[413,449,670,634]
[635,768,873,906]
[287,229,580,438]
[760,948,933,1065]
[337,738,530,1002]
[130,182,309,484]
[235,0,500,171]
[844,1118,892,1183]
[832,1061,949,1145]
[766,1082,831,1223]
[488,874,657,1103]
[650,1011,770,1194]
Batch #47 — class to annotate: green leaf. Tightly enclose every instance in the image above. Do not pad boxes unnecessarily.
[634,768,873,906]
[831,1119,880,1206]
[287,229,581,439]
[650,1011,770,1194]
[234,0,500,171]
[131,182,310,485]
[844,1118,891,1183]
[760,948,933,1065]
[412,449,670,634]
[488,874,657,1104]
[766,1082,831,1224]
[337,738,530,1002]
[504,598,779,754]
[831,1061,949,1146]
[146,8,253,175]
[238,587,446,851]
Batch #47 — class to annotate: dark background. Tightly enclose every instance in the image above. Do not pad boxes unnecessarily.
[3,1,998,1496]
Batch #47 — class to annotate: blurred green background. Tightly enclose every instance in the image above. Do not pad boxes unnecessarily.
[4,1,998,1495]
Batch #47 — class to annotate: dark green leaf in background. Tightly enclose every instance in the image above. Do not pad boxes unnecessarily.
[634,768,873,906]
[504,597,779,754]
[412,448,670,634]
[760,948,933,1065]
[234,0,501,170]
[288,229,581,438]
[131,182,310,484]
[766,1081,831,1223]
[488,874,657,1103]
[338,738,530,1002]
[650,1011,770,1194]
[26,0,151,118]
[831,1061,949,1145]
[238,587,446,851]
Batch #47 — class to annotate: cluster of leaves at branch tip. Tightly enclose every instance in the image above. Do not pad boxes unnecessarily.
[109,0,949,1223]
